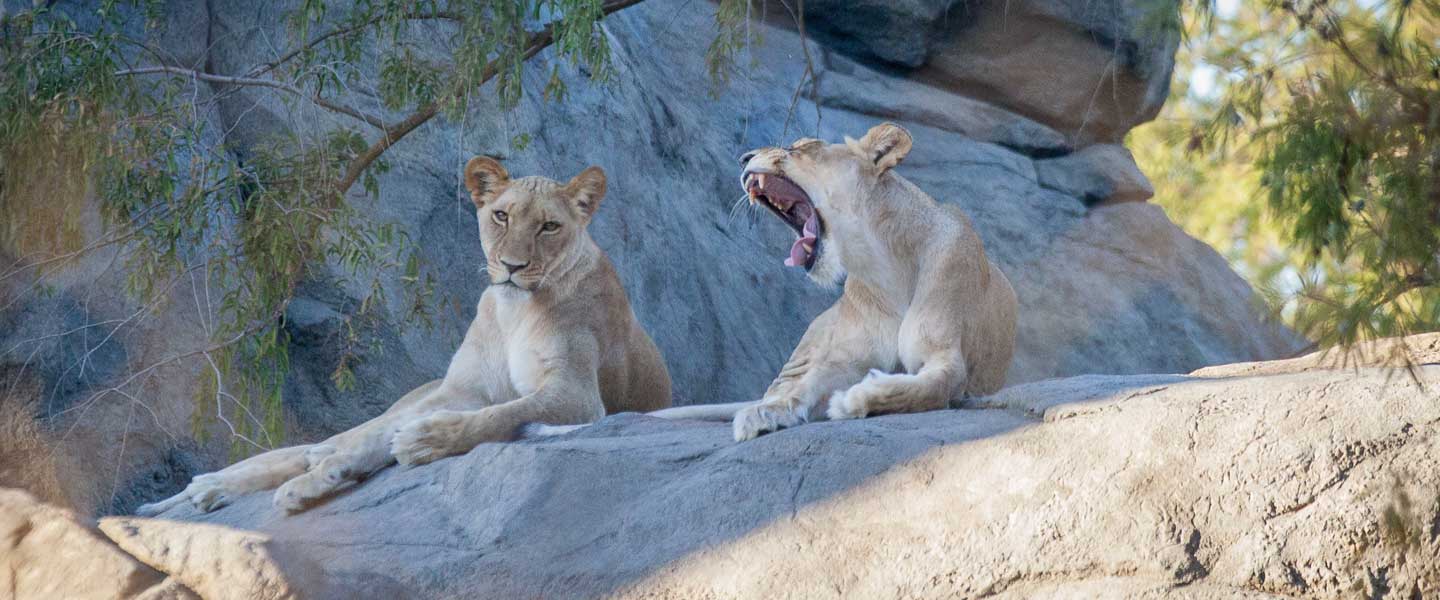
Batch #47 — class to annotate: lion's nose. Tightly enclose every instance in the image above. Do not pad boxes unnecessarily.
[501,260,528,274]
[738,150,757,165]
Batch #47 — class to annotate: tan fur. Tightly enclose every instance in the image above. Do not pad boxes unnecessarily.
[727,123,1018,441]
[138,158,670,515]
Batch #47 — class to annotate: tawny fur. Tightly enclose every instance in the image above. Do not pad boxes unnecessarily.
[138,158,670,515]
[722,123,1018,442]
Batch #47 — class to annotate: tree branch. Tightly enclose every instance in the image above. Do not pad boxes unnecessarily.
[333,0,647,197]
[246,11,464,79]
[1289,5,1432,114]
[114,65,389,130]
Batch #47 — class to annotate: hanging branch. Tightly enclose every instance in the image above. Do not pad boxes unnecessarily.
[333,0,647,197]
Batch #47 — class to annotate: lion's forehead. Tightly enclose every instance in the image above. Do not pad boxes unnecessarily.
[511,176,562,194]
[496,177,572,219]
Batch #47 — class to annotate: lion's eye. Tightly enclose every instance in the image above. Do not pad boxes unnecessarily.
[540,221,561,233]
[492,210,508,225]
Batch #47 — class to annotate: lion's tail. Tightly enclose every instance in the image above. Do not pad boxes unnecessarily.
[521,402,753,439]
[647,401,754,421]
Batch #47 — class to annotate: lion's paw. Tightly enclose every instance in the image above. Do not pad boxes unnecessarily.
[136,474,232,515]
[391,411,467,467]
[826,370,899,421]
[825,388,867,420]
[133,500,168,517]
[304,444,337,468]
[310,453,358,486]
[188,478,234,513]
[732,401,805,442]
[272,474,320,513]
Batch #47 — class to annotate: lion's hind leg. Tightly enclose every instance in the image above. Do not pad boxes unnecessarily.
[826,354,964,421]
[135,444,316,516]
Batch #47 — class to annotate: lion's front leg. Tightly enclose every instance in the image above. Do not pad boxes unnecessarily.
[732,361,868,441]
[393,346,605,466]
[732,357,847,441]
[272,428,395,513]
[733,305,889,441]
[390,408,491,466]
[136,444,318,516]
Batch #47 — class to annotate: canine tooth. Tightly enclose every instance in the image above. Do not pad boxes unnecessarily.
[757,173,767,188]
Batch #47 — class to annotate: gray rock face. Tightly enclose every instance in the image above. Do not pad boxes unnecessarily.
[0,0,1294,515]
[799,0,959,67]
[129,365,1440,599]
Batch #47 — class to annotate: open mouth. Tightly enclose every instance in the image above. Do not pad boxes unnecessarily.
[744,172,822,270]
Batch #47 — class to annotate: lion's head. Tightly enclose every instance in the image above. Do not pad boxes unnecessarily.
[738,122,913,285]
[463,157,607,291]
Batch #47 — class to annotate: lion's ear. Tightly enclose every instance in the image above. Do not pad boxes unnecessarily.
[858,122,912,171]
[565,166,607,220]
[464,156,510,208]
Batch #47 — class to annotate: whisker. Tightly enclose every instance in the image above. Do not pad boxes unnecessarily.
[728,193,754,228]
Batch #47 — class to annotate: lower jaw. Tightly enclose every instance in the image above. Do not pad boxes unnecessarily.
[802,248,819,271]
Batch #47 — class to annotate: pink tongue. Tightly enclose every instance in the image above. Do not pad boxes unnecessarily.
[784,212,819,267]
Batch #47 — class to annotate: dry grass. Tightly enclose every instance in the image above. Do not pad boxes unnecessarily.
[0,372,81,511]
[0,115,93,262]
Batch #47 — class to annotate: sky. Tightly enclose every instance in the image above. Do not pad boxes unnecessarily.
[1189,0,1240,99]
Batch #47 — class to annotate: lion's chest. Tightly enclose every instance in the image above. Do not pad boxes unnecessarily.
[491,297,561,397]
[443,293,561,404]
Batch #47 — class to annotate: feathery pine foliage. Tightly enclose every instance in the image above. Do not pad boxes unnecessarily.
[1136,0,1440,351]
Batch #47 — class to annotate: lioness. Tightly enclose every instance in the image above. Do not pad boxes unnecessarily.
[659,123,1017,441]
[138,158,670,515]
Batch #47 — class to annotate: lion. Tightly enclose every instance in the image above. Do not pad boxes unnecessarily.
[651,122,1017,442]
[137,157,671,515]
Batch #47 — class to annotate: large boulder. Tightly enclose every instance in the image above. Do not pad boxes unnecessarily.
[800,0,1183,146]
[1035,143,1155,205]
[1191,332,1440,378]
[98,517,398,600]
[1,0,1294,514]
[0,488,195,599]
[135,361,1440,598]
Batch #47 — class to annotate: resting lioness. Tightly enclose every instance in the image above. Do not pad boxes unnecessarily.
[658,123,1017,441]
[137,158,670,515]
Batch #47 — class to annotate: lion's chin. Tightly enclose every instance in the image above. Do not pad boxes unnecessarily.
[806,241,845,287]
[489,275,535,292]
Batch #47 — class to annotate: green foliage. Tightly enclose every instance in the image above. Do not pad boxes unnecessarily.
[1135,0,1440,349]
[705,0,760,95]
[0,0,720,455]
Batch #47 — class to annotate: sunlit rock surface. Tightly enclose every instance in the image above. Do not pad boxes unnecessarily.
[117,362,1439,599]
